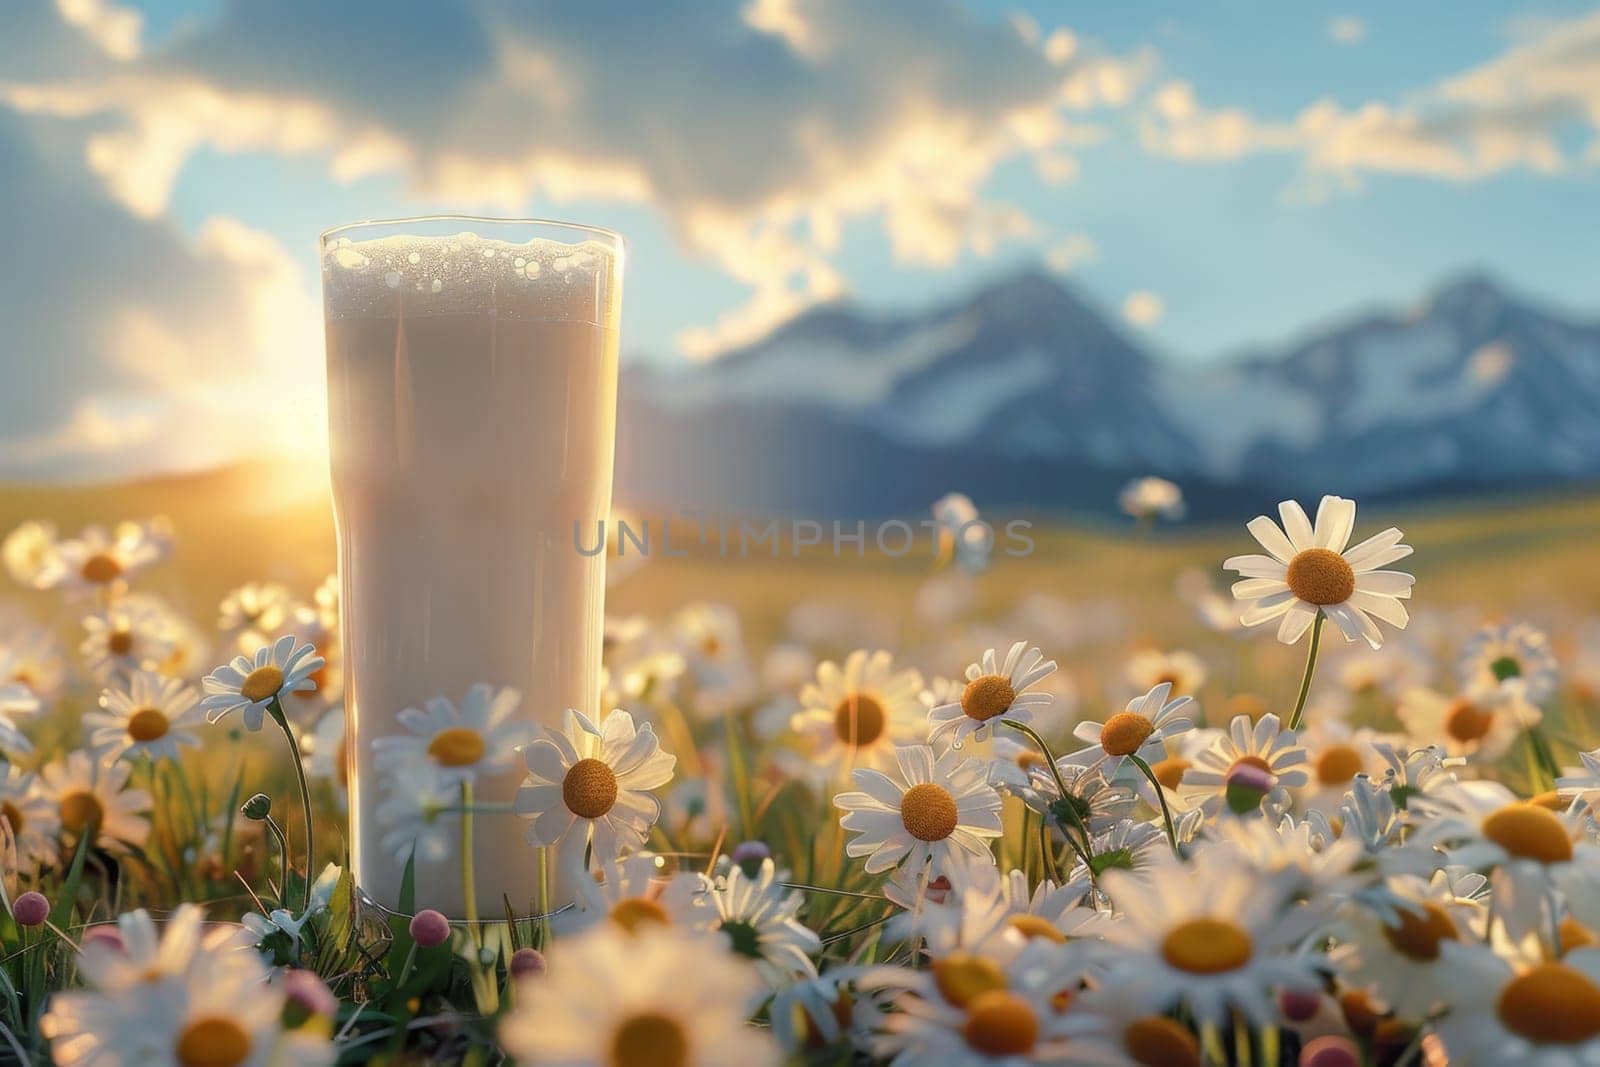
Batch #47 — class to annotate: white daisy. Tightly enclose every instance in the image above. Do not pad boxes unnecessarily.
[200,634,324,731]
[1224,495,1414,649]
[0,680,39,757]
[0,625,66,707]
[375,762,460,864]
[1180,713,1310,818]
[1431,943,1600,1065]
[710,856,821,989]
[515,708,676,868]
[40,903,334,1066]
[1412,780,1592,941]
[1330,873,1484,1021]
[671,602,759,717]
[1065,681,1196,776]
[1097,842,1323,1024]
[932,492,993,575]
[84,670,203,765]
[835,745,1003,876]
[1459,621,1559,706]
[0,763,59,872]
[499,923,778,1066]
[1009,759,1136,843]
[36,752,150,853]
[1295,721,1395,815]
[79,597,180,684]
[927,642,1056,749]
[1120,476,1185,522]
[556,851,714,937]
[38,520,167,595]
[1397,683,1534,763]
[1070,818,1171,884]
[1,519,59,588]
[217,581,296,641]
[372,683,531,787]
[1125,648,1206,698]
[790,649,925,778]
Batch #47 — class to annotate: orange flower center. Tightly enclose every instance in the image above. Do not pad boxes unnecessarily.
[962,991,1038,1057]
[1496,963,1600,1045]
[1560,916,1599,956]
[1161,918,1254,974]
[933,951,1007,1007]
[1100,712,1155,756]
[1315,745,1364,787]
[175,1016,252,1067]
[900,783,959,842]
[832,692,886,747]
[427,727,486,767]
[961,674,1016,722]
[610,896,670,933]
[1482,803,1573,864]
[1285,547,1356,605]
[59,791,104,835]
[80,553,123,585]
[107,629,135,656]
[239,665,284,703]
[1381,902,1458,961]
[1151,756,1191,791]
[127,707,170,743]
[562,758,619,819]
[609,1011,689,1067]
[1124,1016,1201,1067]
[1006,914,1066,943]
[1444,699,1494,742]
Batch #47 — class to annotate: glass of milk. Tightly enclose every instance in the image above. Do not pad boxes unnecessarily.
[320,217,622,918]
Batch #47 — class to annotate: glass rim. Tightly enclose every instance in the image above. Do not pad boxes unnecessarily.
[319,214,622,247]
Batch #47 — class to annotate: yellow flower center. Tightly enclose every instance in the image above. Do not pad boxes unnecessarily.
[933,951,1007,1008]
[1285,547,1356,606]
[1124,1016,1201,1067]
[1006,914,1066,943]
[610,896,670,933]
[609,1011,689,1067]
[1151,756,1191,791]
[900,782,959,842]
[1315,745,1364,787]
[175,1015,252,1067]
[1496,963,1600,1045]
[1381,902,1458,961]
[961,674,1016,722]
[962,990,1038,1057]
[1444,698,1493,742]
[127,707,170,743]
[563,758,619,819]
[59,791,104,835]
[107,629,134,656]
[1560,916,1598,956]
[426,727,486,767]
[1161,918,1254,974]
[239,665,284,703]
[1,800,23,835]
[1482,803,1573,864]
[832,692,886,748]
[1100,712,1155,756]
[80,553,122,585]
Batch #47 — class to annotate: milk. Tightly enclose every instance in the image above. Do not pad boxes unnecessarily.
[321,225,621,917]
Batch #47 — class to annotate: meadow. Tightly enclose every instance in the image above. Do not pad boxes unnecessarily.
[3,467,1600,1065]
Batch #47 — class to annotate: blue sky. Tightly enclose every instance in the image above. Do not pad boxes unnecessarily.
[2,0,1598,476]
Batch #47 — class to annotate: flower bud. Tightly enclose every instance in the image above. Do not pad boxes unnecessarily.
[12,891,49,928]
[242,793,273,821]
[509,946,548,979]
[1300,1035,1361,1067]
[408,908,451,948]
[730,840,771,879]
[1224,763,1275,815]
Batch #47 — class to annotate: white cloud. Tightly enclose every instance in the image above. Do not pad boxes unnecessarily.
[1328,17,1366,45]
[1140,12,1600,187]
[1122,291,1164,327]
[0,109,322,481]
[1045,233,1097,273]
[2,0,1151,358]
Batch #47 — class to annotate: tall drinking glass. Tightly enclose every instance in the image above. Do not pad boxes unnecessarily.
[320,217,622,918]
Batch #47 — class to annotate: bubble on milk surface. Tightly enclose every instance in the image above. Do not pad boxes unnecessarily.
[323,229,618,321]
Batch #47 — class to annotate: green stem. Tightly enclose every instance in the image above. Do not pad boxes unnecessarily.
[1129,753,1183,857]
[268,698,315,911]
[1001,720,1098,890]
[261,813,290,908]
[1286,613,1326,733]
[461,780,480,944]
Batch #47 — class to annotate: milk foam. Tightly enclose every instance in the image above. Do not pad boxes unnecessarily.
[322,231,619,322]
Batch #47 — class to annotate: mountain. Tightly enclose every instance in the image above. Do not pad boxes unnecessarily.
[614,269,1600,517]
